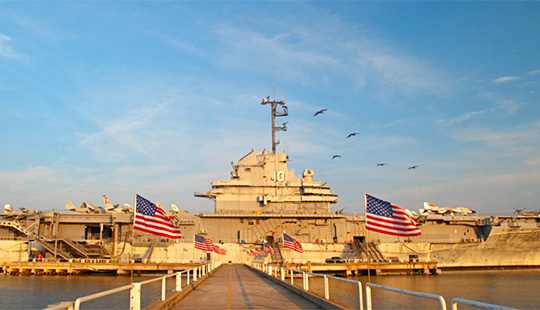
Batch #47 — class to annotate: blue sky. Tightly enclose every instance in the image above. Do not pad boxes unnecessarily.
[1,1,539,215]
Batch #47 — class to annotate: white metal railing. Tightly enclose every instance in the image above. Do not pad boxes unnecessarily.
[251,262,363,309]
[366,283,447,310]
[253,262,519,310]
[451,298,519,310]
[46,262,221,310]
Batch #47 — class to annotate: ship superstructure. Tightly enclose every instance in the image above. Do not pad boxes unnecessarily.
[195,95,337,214]
[195,150,338,214]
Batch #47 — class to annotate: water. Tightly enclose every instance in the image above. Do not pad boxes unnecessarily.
[0,274,164,309]
[1,269,539,309]
[322,269,540,309]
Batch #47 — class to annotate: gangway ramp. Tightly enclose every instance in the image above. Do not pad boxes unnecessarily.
[165,264,333,310]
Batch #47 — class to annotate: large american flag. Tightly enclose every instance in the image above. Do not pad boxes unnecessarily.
[134,194,182,239]
[365,193,421,237]
[283,233,303,253]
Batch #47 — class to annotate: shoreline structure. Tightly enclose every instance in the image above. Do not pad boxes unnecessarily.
[2,95,540,275]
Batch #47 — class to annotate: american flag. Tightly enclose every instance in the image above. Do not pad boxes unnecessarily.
[212,244,227,255]
[263,242,275,256]
[283,233,303,253]
[365,193,421,237]
[194,234,214,251]
[134,194,182,239]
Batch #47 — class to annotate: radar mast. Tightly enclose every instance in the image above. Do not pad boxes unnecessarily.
[261,86,288,153]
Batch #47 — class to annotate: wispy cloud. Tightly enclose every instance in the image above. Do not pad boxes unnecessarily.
[442,110,486,124]
[525,157,540,167]
[453,122,540,160]
[492,76,520,83]
[0,34,20,58]
[388,169,540,214]
[528,70,540,76]
[214,17,450,97]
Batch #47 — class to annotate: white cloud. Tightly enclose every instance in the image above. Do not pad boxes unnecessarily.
[439,110,485,125]
[528,70,540,76]
[214,18,450,97]
[525,157,540,167]
[492,76,520,83]
[0,34,19,58]
[453,122,540,159]
[388,169,540,215]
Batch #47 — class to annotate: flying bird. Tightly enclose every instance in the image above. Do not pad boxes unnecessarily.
[332,155,342,159]
[313,109,327,116]
[377,163,387,166]
[408,165,419,170]
[347,132,359,138]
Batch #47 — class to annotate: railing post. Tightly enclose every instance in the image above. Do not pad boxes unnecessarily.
[303,272,307,290]
[324,275,329,300]
[176,272,182,291]
[358,281,363,310]
[130,283,141,310]
[290,269,294,285]
[193,267,197,281]
[161,277,166,301]
[281,267,285,281]
[366,285,372,310]
[187,270,190,285]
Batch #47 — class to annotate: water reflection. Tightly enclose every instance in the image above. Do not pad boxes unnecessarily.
[2,269,539,309]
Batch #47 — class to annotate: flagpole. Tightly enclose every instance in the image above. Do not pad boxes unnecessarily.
[364,193,371,283]
[131,193,137,283]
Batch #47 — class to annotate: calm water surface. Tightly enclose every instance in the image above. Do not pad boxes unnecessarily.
[1,269,539,309]
[324,269,540,309]
[0,274,162,309]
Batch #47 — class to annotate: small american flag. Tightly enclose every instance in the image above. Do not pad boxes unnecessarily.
[134,194,182,239]
[264,242,275,256]
[283,233,303,253]
[194,234,214,251]
[212,245,227,255]
[365,193,421,237]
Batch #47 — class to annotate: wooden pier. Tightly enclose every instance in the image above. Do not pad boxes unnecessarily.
[285,261,439,276]
[1,261,202,275]
[2,260,438,276]
[148,264,340,310]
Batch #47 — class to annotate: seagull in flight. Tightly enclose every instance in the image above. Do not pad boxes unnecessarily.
[332,155,342,159]
[408,165,419,170]
[377,163,387,166]
[313,109,327,116]
[347,132,359,138]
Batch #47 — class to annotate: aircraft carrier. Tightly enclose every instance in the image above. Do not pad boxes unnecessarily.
[2,95,540,273]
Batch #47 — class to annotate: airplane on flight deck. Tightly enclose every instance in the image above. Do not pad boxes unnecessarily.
[103,195,130,213]
[420,202,476,216]
[66,201,104,213]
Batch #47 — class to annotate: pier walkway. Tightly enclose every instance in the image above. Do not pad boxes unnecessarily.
[169,264,323,310]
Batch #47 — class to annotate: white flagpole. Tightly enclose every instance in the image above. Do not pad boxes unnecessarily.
[365,193,371,283]
[131,193,137,283]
